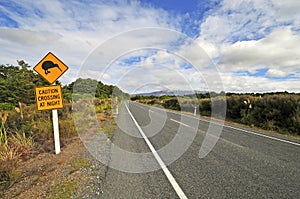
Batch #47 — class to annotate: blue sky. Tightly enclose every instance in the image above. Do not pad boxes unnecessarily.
[0,0,299,93]
[140,0,220,37]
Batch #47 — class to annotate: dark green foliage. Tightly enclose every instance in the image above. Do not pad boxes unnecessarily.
[163,98,180,111]
[199,99,211,116]
[226,95,250,120]
[131,95,158,101]
[0,62,48,106]
[221,94,299,135]
[0,103,15,110]
[96,81,113,98]
[63,78,129,101]
[246,94,300,134]
[195,93,210,99]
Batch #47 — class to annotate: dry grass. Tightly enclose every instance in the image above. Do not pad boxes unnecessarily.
[0,98,114,194]
[0,102,75,191]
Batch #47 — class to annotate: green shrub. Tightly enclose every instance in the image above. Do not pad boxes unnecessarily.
[163,98,180,111]
[0,103,15,111]
[199,99,211,116]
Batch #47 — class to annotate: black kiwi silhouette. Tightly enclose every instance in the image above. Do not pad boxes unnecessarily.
[42,61,62,75]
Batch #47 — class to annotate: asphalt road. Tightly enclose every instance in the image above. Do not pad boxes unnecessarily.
[100,101,300,198]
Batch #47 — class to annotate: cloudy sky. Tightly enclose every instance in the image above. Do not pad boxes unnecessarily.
[0,0,299,93]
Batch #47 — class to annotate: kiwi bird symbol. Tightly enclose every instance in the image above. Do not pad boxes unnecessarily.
[42,61,62,75]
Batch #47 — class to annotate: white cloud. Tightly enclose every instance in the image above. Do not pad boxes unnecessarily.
[218,27,300,74]
[220,72,300,92]
[196,38,219,58]
[199,0,300,43]
[0,29,61,45]
[266,69,286,77]
[271,0,300,27]
[195,0,300,92]
[199,0,269,43]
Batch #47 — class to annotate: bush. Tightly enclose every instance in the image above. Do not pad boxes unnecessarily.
[225,93,300,135]
[247,94,300,134]
[199,99,211,116]
[0,103,15,111]
[163,98,180,111]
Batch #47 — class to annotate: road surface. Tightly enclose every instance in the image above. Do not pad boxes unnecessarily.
[99,101,300,198]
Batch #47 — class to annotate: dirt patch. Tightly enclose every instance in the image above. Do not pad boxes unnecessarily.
[1,138,108,199]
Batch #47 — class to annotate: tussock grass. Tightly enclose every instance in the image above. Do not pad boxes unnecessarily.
[1,98,114,193]
[0,112,8,145]
[0,102,76,191]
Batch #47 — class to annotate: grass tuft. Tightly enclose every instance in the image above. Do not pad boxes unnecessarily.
[47,179,79,199]
[71,157,91,170]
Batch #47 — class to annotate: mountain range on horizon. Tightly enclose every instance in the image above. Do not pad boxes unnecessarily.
[132,90,208,96]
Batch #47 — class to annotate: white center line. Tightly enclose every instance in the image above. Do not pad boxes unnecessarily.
[170,118,191,128]
[170,118,244,149]
[125,103,188,199]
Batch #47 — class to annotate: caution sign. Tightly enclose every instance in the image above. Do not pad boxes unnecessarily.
[34,52,68,84]
[35,85,63,111]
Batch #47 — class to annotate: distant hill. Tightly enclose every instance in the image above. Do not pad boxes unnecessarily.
[133,90,207,96]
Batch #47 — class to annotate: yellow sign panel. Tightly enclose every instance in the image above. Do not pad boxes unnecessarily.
[34,52,68,84]
[35,85,63,111]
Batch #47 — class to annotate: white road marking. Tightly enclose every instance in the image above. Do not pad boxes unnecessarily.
[133,102,300,147]
[222,124,300,147]
[125,103,188,199]
[189,116,300,147]
[170,118,191,128]
[170,118,244,149]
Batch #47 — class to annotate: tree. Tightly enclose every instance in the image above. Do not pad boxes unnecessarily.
[63,78,129,101]
[0,62,48,106]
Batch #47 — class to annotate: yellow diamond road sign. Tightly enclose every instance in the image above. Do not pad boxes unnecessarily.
[34,52,68,84]
[35,85,63,111]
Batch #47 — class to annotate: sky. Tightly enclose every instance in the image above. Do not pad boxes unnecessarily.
[0,0,299,93]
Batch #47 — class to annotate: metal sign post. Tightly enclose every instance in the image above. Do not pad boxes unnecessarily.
[34,52,68,154]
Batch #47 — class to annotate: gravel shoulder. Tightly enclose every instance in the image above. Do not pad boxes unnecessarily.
[2,137,108,199]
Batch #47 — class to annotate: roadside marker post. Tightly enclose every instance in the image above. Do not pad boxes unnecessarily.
[112,97,119,115]
[34,52,68,154]
[116,97,118,114]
